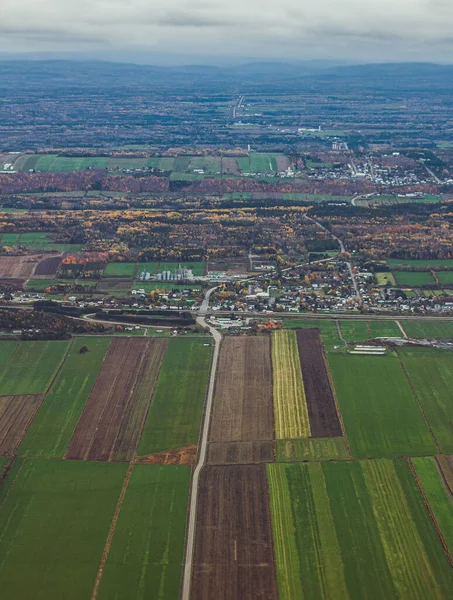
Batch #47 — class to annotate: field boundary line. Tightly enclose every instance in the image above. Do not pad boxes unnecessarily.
[434,456,453,502]
[396,320,408,338]
[62,337,112,460]
[397,352,440,453]
[323,343,352,457]
[0,456,26,512]
[91,462,134,600]
[41,338,74,398]
[407,458,453,568]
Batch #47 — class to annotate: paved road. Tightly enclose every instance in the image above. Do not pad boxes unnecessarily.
[181,287,221,600]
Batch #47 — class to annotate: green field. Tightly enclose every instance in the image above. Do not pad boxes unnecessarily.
[276,437,349,461]
[104,262,137,276]
[412,457,453,556]
[328,352,436,458]
[147,157,175,171]
[268,460,453,600]
[25,278,55,291]
[376,272,396,285]
[398,347,453,453]
[368,320,402,338]
[394,271,435,286]
[188,156,222,174]
[402,320,453,339]
[0,459,128,600]
[283,319,341,348]
[98,465,191,600]
[339,321,370,341]
[0,340,69,395]
[18,338,110,458]
[137,338,211,454]
[436,271,453,284]
[387,258,453,268]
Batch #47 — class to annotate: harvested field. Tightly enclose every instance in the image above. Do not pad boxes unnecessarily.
[191,465,278,600]
[296,329,342,437]
[276,437,349,462]
[33,255,61,277]
[272,330,310,439]
[276,155,290,171]
[221,157,241,176]
[66,338,167,461]
[0,254,44,279]
[135,445,197,465]
[96,279,132,291]
[437,455,453,495]
[210,337,273,444]
[208,441,274,465]
[0,395,43,455]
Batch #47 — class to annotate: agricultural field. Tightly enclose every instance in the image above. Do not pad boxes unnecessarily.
[368,320,402,337]
[98,465,191,600]
[276,437,349,461]
[138,338,211,455]
[192,465,278,600]
[398,347,453,453]
[412,457,453,556]
[283,319,342,347]
[0,254,45,279]
[328,352,436,458]
[402,320,453,339]
[387,258,453,269]
[25,278,55,291]
[103,262,137,276]
[0,395,44,455]
[376,272,396,285]
[272,330,310,439]
[0,340,69,395]
[437,271,453,284]
[338,320,370,342]
[394,271,436,286]
[66,338,167,462]
[0,459,128,600]
[268,460,453,600]
[18,338,111,458]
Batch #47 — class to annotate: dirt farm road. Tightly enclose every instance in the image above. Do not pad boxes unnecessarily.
[181,287,221,600]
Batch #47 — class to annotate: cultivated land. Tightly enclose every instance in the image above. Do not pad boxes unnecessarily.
[98,465,191,600]
[0,395,43,455]
[338,320,370,341]
[272,330,310,439]
[402,320,453,339]
[138,338,211,455]
[0,254,43,279]
[296,329,342,438]
[268,460,453,600]
[103,262,137,276]
[66,338,166,462]
[0,459,128,600]
[283,319,341,348]
[208,337,274,464]
[399,348,453,453]
[0,340,69,395]
[394,271,436,286]
[18,338,111,458]
[191,465,278,600]
[328,352,436,458]
[276,437,349,461]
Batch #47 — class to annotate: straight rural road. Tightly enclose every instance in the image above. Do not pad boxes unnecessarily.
[181,287,221,600]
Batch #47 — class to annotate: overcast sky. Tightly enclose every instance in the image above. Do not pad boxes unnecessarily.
[1,0,453,64]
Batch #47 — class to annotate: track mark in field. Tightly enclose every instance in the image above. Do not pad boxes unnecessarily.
[397,353,440,453]
[396,321,408,338]
[91,462,134,600]
[408,458,453,568]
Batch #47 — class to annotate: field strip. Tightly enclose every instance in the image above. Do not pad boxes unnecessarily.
[408,458,453,567]
[396,321,408,338]
[323,352,352,457]
[397,353,440,453]
[0,457,25,512]
[435,456,453,499]
[91,462,135,600]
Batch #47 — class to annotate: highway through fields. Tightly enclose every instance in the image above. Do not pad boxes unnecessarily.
[181,287,221,600]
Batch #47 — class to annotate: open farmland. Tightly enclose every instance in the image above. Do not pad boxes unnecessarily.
[191,465,278,600]
[98,465,191,600]
[283,319,341,348]
[138,338,211,456]
[268,460,453,600]
[402,320,453,339]
[0,459,128,600]
[18,338,111,458]
[328,352,436,458]
[0,395,43,455]
[33,255,61,276]
[0,340,69,395]
[272,330,310,439]
[368,320,402,337]
[103,262,137,276]
[398,348,453,453]
[412,457,453,556]
[276,437,349,461]
[0,254,44,279]
[208,337,274,464]
[437,455,453,494]
[66,338,166,461]
[394,271,435,286]
[338,320,370,341]
[296,329,342,437]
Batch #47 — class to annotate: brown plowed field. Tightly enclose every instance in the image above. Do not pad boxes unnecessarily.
[0,255,45,279]
[210,337,273,444]
[0,394,44,454]
[296,329,342,438]
[34,256,62,277]
[96,279,131,291]
[221,157,241,176]
[208,441,274,465]
[135,445,197,465]
[191,465,278,600]
[66,338,166,461]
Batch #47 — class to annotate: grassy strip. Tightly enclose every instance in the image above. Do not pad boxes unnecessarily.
[98,465,191,600]
[0,340,70,395]
[137,339,211,454]
[327,352,436,458]
[18,338,110,458]
[412,457,453,557]
[272,331,310,439]
[0,459,128,600]
[276,437,349,461]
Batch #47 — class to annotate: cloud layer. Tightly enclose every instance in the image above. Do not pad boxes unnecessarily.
[1,0,453,62]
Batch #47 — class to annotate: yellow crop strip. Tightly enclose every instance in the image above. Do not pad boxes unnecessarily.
[272,330,311,439]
